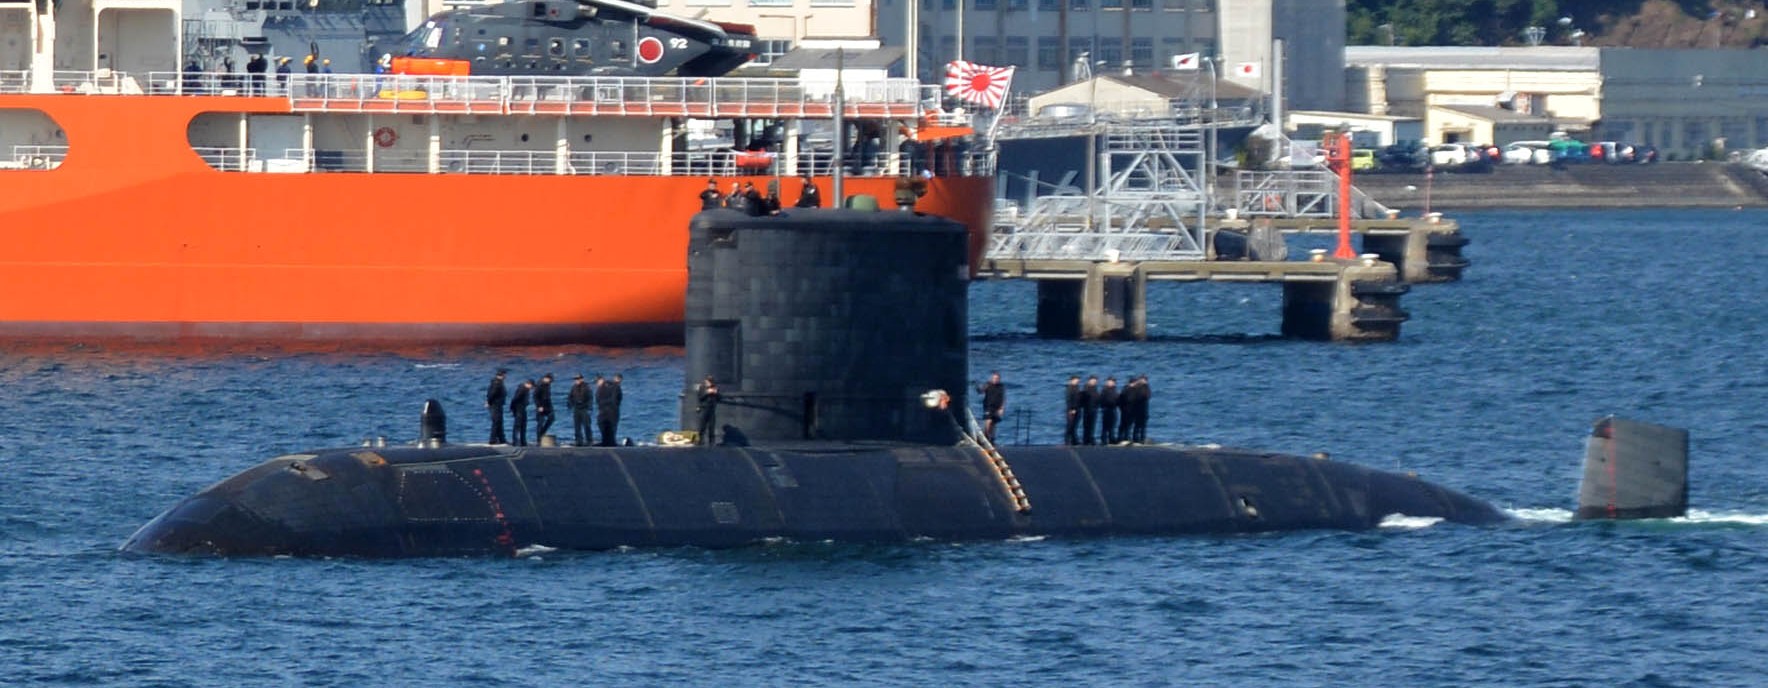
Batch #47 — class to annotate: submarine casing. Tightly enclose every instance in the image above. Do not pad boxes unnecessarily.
[123,443,1508,557]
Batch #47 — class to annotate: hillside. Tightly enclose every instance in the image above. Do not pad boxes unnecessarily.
[1347,0,1768,48]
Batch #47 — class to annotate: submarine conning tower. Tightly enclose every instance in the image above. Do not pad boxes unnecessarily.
[682,209,971,445]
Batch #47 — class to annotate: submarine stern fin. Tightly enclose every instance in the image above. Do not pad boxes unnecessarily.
[1575,416,1688,520]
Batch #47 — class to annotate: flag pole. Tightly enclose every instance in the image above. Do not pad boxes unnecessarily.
[833,47,846,205]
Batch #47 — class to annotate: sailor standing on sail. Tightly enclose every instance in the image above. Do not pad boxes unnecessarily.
[699,179,723,210]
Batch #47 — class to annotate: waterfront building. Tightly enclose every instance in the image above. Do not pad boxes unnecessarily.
[1346,46,1768,156]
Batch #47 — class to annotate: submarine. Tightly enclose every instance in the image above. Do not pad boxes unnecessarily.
[122,209,1686,557]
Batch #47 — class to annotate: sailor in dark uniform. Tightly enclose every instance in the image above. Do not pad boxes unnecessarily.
[1098,377,1120,445]
[533,373,555,441]
[485,369,508,444]
[245,53,268,96]
[1117,377,1136,443]
[699,179,722,210]
[696,376,720,445]
[1080,376,1100,445]
[1133,375,1152,443]
[1063,375,1081,445]
[977,371,1005,443]
[741,182,765,216]
[597,373,624,446]
[723,182,745,212]
[795,178,822,208]
[567,373,592,446]
[509,380,532,446]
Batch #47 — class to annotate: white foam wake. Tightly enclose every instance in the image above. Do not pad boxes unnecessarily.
[1505,507,1574,523]
[514,544,557,558]
[1503,507,1768,526]
[1377,514,1444,530]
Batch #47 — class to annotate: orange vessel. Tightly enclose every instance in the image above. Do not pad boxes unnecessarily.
[0,13,991,345]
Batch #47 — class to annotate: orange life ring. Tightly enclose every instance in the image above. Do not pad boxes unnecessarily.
[374,127,398,148]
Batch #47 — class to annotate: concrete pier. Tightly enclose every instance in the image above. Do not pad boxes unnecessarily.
[1212,217,1469,283]
[984,258,1410,341]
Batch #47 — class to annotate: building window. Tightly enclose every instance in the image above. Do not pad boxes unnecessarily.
[1038,0,1059,9]
[942,0,954,9]
[1006,0,1026,10]
[939,36,957,65]
[1071,0,1088,11]
[1098,37,1122,68]
[746,38,793,66]
[973,36,999,64]
[1131,37,1153,69]
[1037,36,1060,71]
[1101,0,1121,8]
[975,0,996,9]
[1131,0,1150,9]
[1005,36,1029,66]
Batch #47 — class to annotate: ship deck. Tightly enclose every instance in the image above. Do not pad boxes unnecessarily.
[0,70,930,119]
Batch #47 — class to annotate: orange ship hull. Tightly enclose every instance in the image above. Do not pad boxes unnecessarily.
[0,95,993,344]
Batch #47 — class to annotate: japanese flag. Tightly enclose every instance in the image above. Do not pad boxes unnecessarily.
[1236,61,1261,78]
[943,60,1016,110]
[1171,52,1201,71]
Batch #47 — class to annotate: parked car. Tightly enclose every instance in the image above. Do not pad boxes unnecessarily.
[1375,141,1428,172]
[1350,148,1375,171]
[1429,143,1492,172]
[1502,141,1552,165]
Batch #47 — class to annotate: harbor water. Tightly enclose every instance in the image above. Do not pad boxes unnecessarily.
[3,208,1766,685]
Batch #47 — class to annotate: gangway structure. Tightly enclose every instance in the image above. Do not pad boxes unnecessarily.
[987,122,1209,262]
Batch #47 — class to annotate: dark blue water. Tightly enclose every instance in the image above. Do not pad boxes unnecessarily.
[4,209,1766,685]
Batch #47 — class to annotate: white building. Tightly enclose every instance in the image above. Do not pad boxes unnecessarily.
[1346,46,1768,155]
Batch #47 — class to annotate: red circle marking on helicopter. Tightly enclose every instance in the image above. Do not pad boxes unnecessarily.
[638,37,665,64]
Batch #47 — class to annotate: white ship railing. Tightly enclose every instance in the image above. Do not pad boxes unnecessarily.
[0,70,934,119]
[237,147,996,177]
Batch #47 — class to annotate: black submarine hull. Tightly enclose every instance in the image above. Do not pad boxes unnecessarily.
[123,443,1507,557]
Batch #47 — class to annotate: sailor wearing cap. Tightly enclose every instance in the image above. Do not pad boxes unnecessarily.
[485,369,509,444]
[567,373,592,446]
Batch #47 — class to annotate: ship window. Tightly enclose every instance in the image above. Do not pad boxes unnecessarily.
[610,40,628,60]
[572,39,592,57]
[523,38,541,54]
[548,38,565,57]
[532,1,547,17]
[497,36,511,47]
